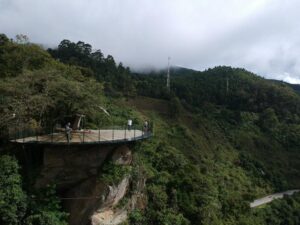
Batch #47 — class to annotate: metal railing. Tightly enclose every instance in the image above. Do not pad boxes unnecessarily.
[9,123,153,145]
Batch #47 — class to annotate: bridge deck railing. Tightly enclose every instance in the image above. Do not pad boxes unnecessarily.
[9,123,153,145]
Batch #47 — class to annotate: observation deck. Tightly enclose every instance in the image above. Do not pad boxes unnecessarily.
[10,126,152,145]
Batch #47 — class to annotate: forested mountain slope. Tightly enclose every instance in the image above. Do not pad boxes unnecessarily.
[0,34,299,225]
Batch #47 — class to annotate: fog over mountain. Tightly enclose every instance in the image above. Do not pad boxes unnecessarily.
[1,0,300,83]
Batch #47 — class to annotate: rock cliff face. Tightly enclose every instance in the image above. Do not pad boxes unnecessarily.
[90,145,132,225]
[34,144,140,225]
[90,145,147,225]
[91,177,129,225]
[36,145,114,190]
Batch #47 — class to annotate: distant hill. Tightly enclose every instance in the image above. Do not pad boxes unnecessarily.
[268,79,300,94]
[288,83,300,94]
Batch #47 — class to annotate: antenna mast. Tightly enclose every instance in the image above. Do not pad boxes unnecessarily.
[226,77,229,94]
[167,57,171,90]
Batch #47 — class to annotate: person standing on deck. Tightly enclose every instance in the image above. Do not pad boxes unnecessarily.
[128,119,132,131]
[144,121,149,133]
[65,122,72,143]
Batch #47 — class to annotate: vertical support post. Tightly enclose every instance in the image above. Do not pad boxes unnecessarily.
[51,126,54,143]
[23,125,25,143]
[82,117,85,143]
[14,124,17,141]
[98,128,100,143]
[17,126,19,141]
[36,128,38,142]
[124,125,127,140]
[19,127,21,141]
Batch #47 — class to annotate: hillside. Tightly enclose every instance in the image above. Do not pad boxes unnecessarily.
[0,34,300,225]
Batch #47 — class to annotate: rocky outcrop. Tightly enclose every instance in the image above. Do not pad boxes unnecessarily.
[91,209,127,225]
[91,177,129,225]
[130,176,147,211]
[90,145,132,225]
[65,175,130,225]
[90,145,147,225]
[111,145,132,165]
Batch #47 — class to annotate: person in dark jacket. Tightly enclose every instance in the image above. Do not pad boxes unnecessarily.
[65,122,72,143]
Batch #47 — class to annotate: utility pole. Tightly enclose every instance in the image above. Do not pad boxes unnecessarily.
[226,77,229,94]
[167,57,171,90]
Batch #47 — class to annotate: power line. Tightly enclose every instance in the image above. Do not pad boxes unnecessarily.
[31,196,103,200]
[60,196,102,200]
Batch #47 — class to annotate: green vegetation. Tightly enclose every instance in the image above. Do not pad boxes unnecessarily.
[25,185,68,225]
[0,155,26,224]
[0,33,300,224]
[0,155,67,225]
[250,193,300,225]
[100,161,132,186]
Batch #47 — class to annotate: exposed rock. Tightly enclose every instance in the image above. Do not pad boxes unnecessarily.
[103,177,129,209]
[90,165,148,225]
[130,177,147,211]
[91,209,127,225]
[91,177,130,225]
[89,146,133,225]
[111,145,132,165]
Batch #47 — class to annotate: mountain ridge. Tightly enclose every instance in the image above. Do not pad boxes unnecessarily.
[0,35,300,225]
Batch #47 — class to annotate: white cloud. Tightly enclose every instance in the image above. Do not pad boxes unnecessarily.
[0,0,300,83]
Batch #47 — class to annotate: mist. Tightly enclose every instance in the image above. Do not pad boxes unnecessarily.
[1,0,300,83]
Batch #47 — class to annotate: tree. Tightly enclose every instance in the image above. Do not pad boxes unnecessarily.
[0,155,27,225]
[169,97,182,118]
[25,185,68,225]
[91,50,104,62]
[0,33,9,45]
[259,107,279,132]
[15,34,29,44]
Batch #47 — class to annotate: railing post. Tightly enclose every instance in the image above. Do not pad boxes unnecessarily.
[36,128,38,142]
[83,130,85,143]
[134,126,136,140]
[98,128,100,143]
[14,122,17,141]
[151,121,154,136]
[51,126,54,143]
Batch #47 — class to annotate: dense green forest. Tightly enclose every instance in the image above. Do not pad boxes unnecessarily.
[0,34,300,225]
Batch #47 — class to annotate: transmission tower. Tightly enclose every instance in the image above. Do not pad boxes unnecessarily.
[226,77,229,94]
[167,57,171,90]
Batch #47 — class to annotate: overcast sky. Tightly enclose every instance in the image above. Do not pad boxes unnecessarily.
[1,0,300,83]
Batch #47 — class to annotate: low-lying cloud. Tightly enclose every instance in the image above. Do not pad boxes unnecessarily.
[1,0,300,83]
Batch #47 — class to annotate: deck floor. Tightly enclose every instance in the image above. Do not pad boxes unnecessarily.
[12,129,149,144]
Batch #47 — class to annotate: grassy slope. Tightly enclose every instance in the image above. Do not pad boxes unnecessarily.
[119,96,299,225]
